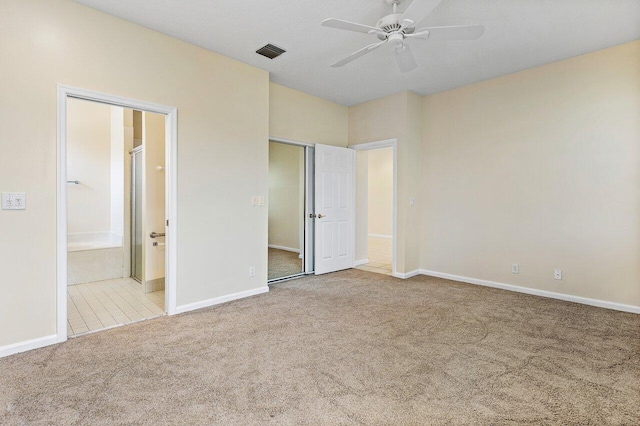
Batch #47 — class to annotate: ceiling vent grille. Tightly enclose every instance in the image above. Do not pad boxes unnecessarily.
[256,43,286,59]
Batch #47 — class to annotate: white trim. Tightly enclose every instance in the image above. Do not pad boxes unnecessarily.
[303,145,315,274]
[56,88,68,343]
[354,258,369,266]
[57,85,179,349]
[268,244,300,253]
[349,138,398,278]
[269,136,315,148]
[419,270,640,314]
[349,138,397,151]
[175,286,269,314]
[368,234,392,239]
[267,274,305,285]
[393,270,421,279]
[0,334,58,358]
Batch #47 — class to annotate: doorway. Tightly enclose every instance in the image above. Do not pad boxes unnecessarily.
[352,139,397,276]
[57,86,177,343]
[267,139,314,282]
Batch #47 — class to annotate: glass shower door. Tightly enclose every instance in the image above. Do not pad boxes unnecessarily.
[131,148,143,282]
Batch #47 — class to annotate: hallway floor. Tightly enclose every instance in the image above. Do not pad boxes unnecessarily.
[67,278,164,336]
[356,236,392,275]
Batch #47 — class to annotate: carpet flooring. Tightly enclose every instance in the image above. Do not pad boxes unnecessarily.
[268,248,303,280]
[1,270,639,425]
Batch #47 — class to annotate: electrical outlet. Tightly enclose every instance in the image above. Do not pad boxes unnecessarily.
[409,197,415,206]
[554,269,562,280]
[2,192,26,210]
[511,264,519,274]
[251,196,257,206]
[249,266,255,277]
[257,196,264,206]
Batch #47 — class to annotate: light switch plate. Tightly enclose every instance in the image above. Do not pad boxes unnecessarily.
[2,192,26,210]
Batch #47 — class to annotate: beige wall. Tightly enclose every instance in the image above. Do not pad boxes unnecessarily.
[132,110,143,143]
[268,142,303,251]
[0,0,268,347]
[421,41,640,307]
[269,83,348,147]
[143,112,166,283]
[367,147,393,237]
[110,106,125,240]
[66,98,112,235]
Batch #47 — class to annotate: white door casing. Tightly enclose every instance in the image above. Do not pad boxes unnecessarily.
[314,144,355,274]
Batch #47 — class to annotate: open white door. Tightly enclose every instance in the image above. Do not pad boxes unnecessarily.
[314,144,355,275]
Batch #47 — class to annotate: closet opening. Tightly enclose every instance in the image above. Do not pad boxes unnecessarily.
[268,139,314,283]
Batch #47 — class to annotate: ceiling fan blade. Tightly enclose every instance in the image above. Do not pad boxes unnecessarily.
[322,18,385,36]
[395,43,418,73]
[412,25,485,41]
[399,0,444,28]
[331,40,387,68]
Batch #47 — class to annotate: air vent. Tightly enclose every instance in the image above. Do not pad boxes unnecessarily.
[256,43,286,59]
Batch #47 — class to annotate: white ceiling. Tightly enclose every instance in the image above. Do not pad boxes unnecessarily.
[73,0,640,106]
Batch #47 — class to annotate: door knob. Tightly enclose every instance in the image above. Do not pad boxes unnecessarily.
[318,214,325,219]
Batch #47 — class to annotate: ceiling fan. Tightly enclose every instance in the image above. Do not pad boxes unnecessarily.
[322,0,484,72]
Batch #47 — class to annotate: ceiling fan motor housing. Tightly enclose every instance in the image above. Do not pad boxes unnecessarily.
[376,13,415,40]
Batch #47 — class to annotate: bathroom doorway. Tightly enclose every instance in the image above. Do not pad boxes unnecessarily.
[57,86,177,342]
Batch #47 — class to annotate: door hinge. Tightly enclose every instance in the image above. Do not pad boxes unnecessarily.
[166,220,169,226]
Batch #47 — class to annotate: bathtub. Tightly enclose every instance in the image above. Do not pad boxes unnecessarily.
[67,233,124,285]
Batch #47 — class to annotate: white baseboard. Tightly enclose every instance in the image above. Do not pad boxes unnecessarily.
[175,286,269,314]
[354,258,369,266]
[368,234,392,239]
[393,270,421,279]
[419,269,640,314]
[268,244,300,253]
[0,334,59,358]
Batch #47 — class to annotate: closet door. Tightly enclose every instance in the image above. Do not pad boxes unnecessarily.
[314,144,354,275]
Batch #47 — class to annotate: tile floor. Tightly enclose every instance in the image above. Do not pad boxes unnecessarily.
[67,277,165,337]
[356,236,393,275]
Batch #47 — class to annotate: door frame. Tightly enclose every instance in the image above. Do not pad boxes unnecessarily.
[268,137,315,282]
[56,85,178,343]
[349,138,398,277]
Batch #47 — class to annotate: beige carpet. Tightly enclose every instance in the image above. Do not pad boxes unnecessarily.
[1,270,639,425]
[268,248,302,280]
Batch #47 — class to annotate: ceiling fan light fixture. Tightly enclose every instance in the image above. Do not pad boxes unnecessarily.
[394,43,407,54]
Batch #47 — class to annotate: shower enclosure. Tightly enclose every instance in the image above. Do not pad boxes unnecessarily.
[130,146,143,282]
